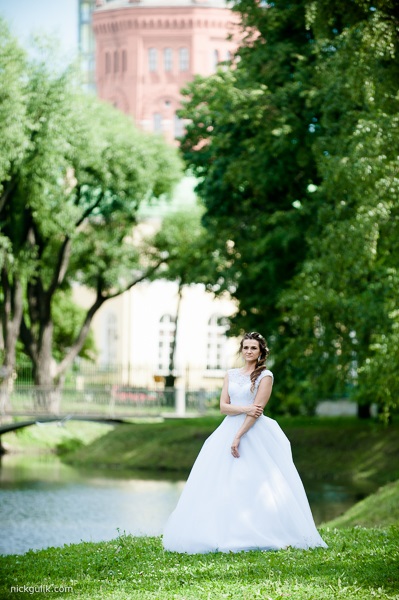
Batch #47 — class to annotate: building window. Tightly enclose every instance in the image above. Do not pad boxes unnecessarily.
[226,50,231,61]
[81,2,91,22]
[114,50,119,72]
[174,114,185,139]
[158,314,176,371]
[105,52,111,74]
[206,315,228,370]
[148,47,157,72]
[164,47,173,72]
[80,23,91,54]
[104,312,118,366]
[122,49,127,72]
[212,49,220,71]
[153,113,162,132]
[179,47,189,72]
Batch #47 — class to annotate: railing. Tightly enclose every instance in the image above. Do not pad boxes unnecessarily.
[1,361,226,418]
[2,384,221,418]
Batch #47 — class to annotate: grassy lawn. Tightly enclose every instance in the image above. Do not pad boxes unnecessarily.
[0,527,398,599]
[2,417,399,599]
[1,420,114,454]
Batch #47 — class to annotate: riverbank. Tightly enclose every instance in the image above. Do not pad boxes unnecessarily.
[1,419,114,455]
[327,479,399,528]
[3,415,399,485]
[57,416,399,486]
[0,525,398,599]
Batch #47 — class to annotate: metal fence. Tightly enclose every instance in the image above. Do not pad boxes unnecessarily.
[2,361,225,418]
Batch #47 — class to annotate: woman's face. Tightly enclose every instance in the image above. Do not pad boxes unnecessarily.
[241,339,261,362]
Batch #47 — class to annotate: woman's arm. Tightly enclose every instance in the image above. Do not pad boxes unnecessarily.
[231,375,273,458]
[220,374,263,418]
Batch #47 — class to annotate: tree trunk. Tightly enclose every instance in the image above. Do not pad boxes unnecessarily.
[166,282,184,390]
[31,320,60,414]
[0,271,23,415]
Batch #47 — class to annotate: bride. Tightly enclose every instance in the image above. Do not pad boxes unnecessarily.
[162,331,327,554]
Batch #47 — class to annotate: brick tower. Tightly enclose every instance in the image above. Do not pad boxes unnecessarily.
[93,0,239,143]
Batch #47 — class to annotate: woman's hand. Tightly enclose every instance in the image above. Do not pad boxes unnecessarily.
[231,436,241,458]
[247,404,263,418]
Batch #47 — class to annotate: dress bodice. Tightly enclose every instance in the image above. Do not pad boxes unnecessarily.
[227,368,274,406]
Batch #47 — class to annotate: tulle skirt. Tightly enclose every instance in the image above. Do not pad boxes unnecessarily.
[162,414,327,554]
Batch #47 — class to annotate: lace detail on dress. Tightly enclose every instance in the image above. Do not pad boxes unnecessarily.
[228,368,274,389]
[228,369,252,387]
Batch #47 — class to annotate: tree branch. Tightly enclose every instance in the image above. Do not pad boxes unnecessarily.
[0,179,17,215]
[20,314,38,363]
[55,292,105,378]
[46,237,72,298]
[46,191,105,299]
[55,257,166,379]
[104,257,167,301]
[75,191,105,229]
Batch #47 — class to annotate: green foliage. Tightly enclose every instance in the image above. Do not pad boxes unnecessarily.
[0,527,398,599]
[0,27,182,385]
[179,1,319,340]
[51,290,97,362]
[279,0,399,416]
[55,437,85,456]
[150,205,221,287]
[0,19,28,196]
[178,0,399,417]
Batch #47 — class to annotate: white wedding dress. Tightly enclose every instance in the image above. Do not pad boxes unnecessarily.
[162,368,327,554]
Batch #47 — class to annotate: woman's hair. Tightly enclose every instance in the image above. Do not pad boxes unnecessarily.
[239,332,270,391]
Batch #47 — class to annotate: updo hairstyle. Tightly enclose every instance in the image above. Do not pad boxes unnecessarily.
[239,331,270,391]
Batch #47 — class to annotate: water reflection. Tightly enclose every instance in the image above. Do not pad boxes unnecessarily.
[0,454,377,556]
[0,454,183,556]
[304,479,374,525]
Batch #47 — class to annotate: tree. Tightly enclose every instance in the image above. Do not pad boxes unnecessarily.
[150,205,221,386]
[178,0,320,340]
[177,0,399,418]
[278,0,399,418]
[0,20,30,412]
[0,34,182,411]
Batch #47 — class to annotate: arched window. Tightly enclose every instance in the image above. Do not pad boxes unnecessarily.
[148,47,157,72]
[206,315,228,370]
[153,113,162,132]
[179,47,189,72]
[174,114,185,139]
[104,312,118,366]
[114,50,119,73]
[212,49,219,71]
[164,48,173,72]
[158,314,176,371]
[105,52,111,74]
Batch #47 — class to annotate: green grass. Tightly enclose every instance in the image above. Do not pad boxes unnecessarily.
[2,417,399,598]
[2,420,114,454]
[58,416,399,486]
[327,480,399,529]
[0,527,398,599]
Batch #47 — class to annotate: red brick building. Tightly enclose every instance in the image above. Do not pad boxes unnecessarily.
[93,0,239,143]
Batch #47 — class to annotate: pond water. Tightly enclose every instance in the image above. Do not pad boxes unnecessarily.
[0,453,376,556]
